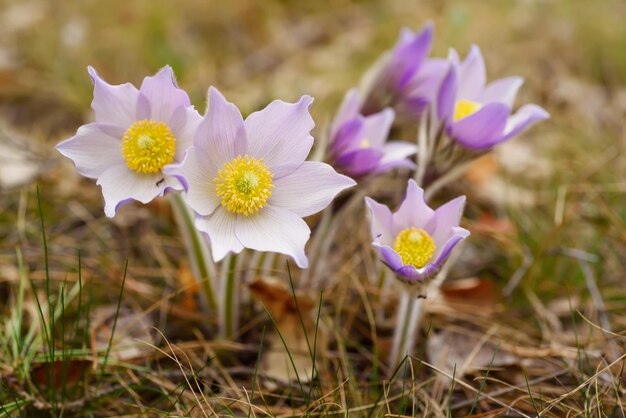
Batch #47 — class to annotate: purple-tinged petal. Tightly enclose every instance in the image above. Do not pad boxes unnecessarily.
[235,205,311,269]
[437,63,458,123]
[480,76,524,108]
[457,45,486,100]
[424,195,466,250]
[245,95,315,172]
[195,87,247,165]
[139,66,191,123]
[362,108,395,149]
[56,123,123,179]
[163,147,221,216]
[330,89,363,137]
[269,162,355,217]
[97,163,165,217]
[450,102,510,150]
[390,23,434,90]
[330,117,364,157]
[376,141,417,173]
[500,104,550,142]
[431,227,470,266]
[365,197,394,247]
[395,263,438,283]
[392,179,434,234]
[405,58,448,103]
[136,93,151,120]
[335,148,383,177]
[88,66,139,130]
[195,207,244,262]
[168,106,203,162]
[373,243,404,271]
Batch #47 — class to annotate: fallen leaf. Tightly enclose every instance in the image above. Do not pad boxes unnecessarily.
[30,359,92,390]
[92,306,154,361]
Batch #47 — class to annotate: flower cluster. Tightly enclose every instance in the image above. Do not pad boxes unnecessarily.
[58,22,548,291]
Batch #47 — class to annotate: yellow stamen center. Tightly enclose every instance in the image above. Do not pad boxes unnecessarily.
[454,99,482,122]
[215,155,274,216]
[393,227,436,269]
[359,139,371,149]
[121,120,176,174]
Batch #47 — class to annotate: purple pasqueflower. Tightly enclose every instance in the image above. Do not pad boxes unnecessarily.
[56,66,200,217]
[365,179,469,282]
[361,23,436,118]
[437,45,550,150]
[164,87,356,268]
[329,89,416,178]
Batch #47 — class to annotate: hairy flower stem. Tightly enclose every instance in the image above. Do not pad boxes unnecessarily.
[388,288,422,370]
[220,254,239,339]
[169,193,217,311]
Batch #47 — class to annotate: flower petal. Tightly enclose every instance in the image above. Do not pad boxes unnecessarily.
[480,76,524,108]
[56,123,123,179]
[375,141,417,173]
[88,66,139,129]
[330,89,362,137]
[437,62,458,122]
[168,106,203,162]
[97,163,165,217]
[194,87,247,170]
[424,195,466,251]
[330,117,364,157]
[390,23,434,90]
[392,179,434,234]
[363,108,395,149]
[163,147,221,216]
[501,104,550,142]
[458,45,486,100]
[450,102,510,149]
[269,162,355,217]
[139,66,191,123]
[431,226,470,266]
[335,148,383,177]
[365,197,394,247]
[235,206,310,268]
[195,207,244,262]
[244,95,314,171]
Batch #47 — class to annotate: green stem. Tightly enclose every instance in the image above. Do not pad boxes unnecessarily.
[222,254,239,339]
[169,193,217,311]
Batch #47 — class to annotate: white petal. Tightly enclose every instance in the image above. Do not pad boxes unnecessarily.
[365,197,394,247]
[244,96,314,170]
[480,77,524,108]
[235,206,310,268]
[379,141,417,165]
[164,147,221,216]
[362,108,395,149]
[392,179,434,234]
[56,123,123,179]
[139,66,191,123]
[269,162,355,217]
[97,163,165,217]
[195,207,243,262]
[330,89,362,137]
[457,45,486,101]
[88,66,139,129]
[169,106,203,162]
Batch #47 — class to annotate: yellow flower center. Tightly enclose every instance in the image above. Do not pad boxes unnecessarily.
[454,99,482,122]
[393,227,436,269]
[359,139,371,149]
[215,155,274,216]
[121,120,176,174]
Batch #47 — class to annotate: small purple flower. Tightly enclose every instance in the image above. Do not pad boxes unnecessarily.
[361,24,435,118]
[437,45,550,150]
[365,179,469,282]
[329,89,416,178]
[165,87,356,268]
[56,66,201,217]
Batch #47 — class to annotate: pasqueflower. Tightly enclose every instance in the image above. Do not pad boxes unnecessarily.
[165,88,355,268]
[437,45,549,149]
[329,89,416,177]
[365,179,469,282]
[57,66,200,217]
